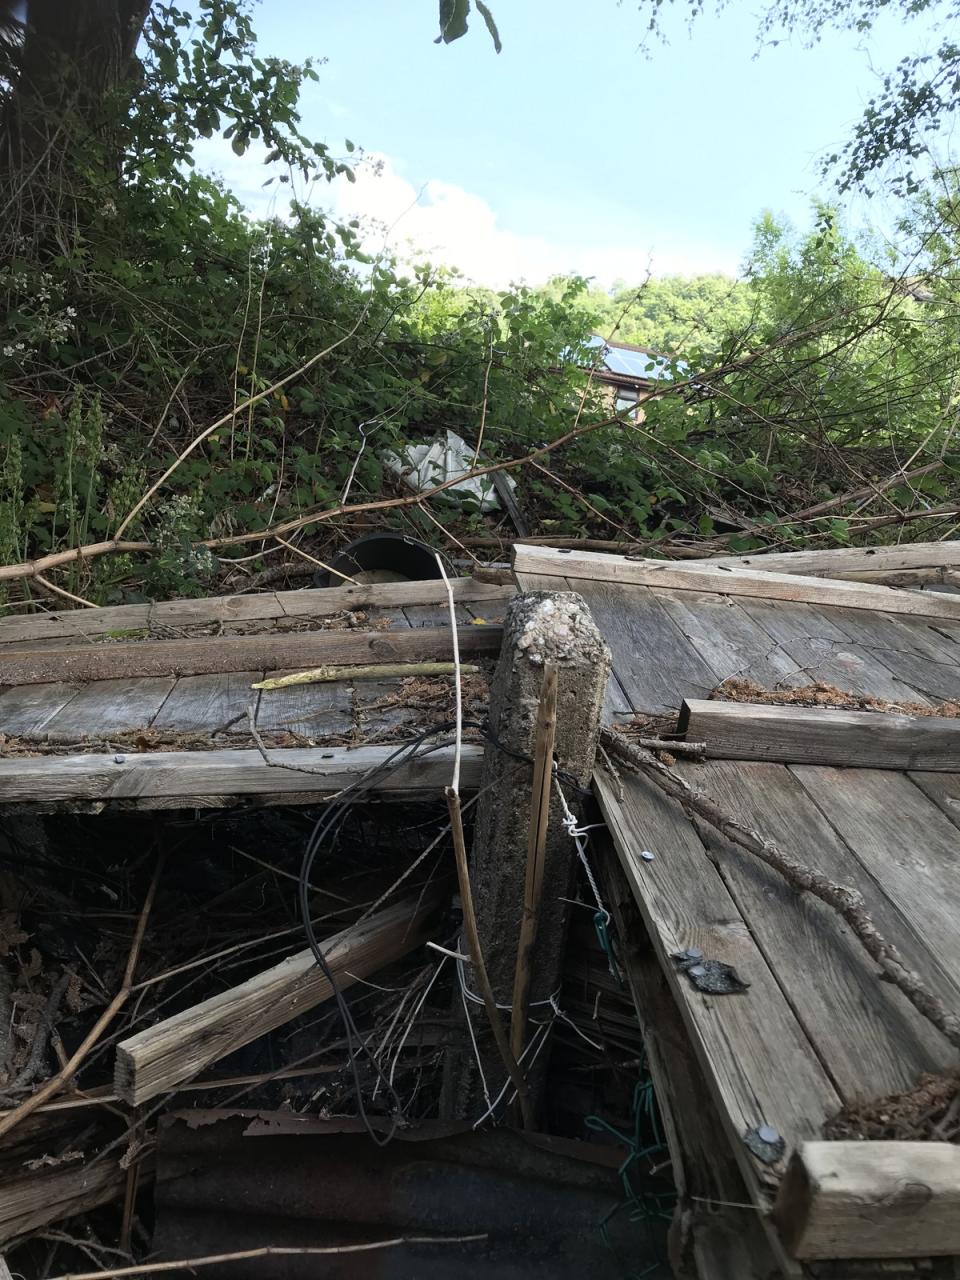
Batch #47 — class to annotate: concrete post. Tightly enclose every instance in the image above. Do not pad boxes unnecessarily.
[443,591,611,1121]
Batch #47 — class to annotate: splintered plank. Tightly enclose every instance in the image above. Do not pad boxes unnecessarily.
[736,599,932,703]
[115,894,441,1105]
[0,683,81,735]
[40,678,176,737]
[570,581,719,714]
[1,624,502,685]
[791,767,960,980]
[681,761,956,1099]
[254,674,353,737]
[653,588,804,690]
[681,699,960,772]
[150,672,264,733]
[0,743,483,806]
[594,767,841,1204]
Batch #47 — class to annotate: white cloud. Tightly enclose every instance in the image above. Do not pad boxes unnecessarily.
[329,154,742,287]
[192,140,742,286]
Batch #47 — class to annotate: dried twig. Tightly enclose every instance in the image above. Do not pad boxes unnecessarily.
[47,1234,488,1279]
[33,575,100,609]
[600,727,960,1049]
[0,854,164,1141]
[0,970,71,1098]
[253,661,477,691]
[271,534,360,586]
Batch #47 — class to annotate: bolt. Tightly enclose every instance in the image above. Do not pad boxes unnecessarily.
[757,1125,780,1145]
[640,850,655,862]
[113,754,126,765]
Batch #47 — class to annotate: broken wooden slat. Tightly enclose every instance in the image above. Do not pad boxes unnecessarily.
[680,699,960,771]
[150,671,263,732]
[0,623,502,685]
[115,894,442,1104]
[0,742,483,807]
[512,544,960,621]
[773,1141,960,1259]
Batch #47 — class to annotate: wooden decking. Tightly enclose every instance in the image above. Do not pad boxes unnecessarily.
[516,544,960,1271]
[0,578,509,808]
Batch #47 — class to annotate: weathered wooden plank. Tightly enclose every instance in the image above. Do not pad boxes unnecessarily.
[0,742,482,805]
[353,678,419,740]
[594,767,841,1204]
[654,589,804,690]
[40,677,176,737]
[151,672,263,732]
[402,602,473,627]
[0,682,81,735]
[704,540,960,578]
[774,1141,960,1260]
[512,544,960,620]
[572,582,719,714]
[0,603,152,646]
[825,607,960,703]
[736,599,931,703]
[115,894,440,1105]
[681,699,960,771]
[0,579,515,646]
[254,672,353,736]
[908,771,960,831]
[791,766,960,979]
[681,760,956,1098]
[1,624,502,685]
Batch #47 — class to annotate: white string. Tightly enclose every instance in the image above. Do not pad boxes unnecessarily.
[548,994,604,1051]
[387,955,448,1089]
[472,1021,553,1129]
[339,419,378,504]
[553,771,609,924]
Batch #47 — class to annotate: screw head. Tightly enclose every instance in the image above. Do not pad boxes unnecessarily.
[685,947,704,961]
[640,850,655,862]
[113,754,126,765]
[757,1125,780,1145]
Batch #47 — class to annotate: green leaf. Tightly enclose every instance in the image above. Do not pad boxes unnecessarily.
[475,2,502,53]
[437,0,470,44]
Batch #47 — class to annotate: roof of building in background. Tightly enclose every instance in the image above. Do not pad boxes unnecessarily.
[584,333,676,384]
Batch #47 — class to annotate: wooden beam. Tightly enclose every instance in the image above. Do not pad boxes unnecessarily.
[115,895,442,1105]
[0,623,502,684]
[679,699,960,771]
[512,543,960,620]
[702,539,960,578]
[0,743,483,807]
[0,578,513,646]
[774,1140,960,1259]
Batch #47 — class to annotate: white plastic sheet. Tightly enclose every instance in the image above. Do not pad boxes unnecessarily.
[381,430,515,513]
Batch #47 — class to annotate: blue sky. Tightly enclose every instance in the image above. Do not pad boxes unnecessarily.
[197,1,937,286]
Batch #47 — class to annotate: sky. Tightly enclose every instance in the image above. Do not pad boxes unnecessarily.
[192,0,938,288]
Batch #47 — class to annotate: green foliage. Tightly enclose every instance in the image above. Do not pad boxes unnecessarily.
[437,0,502,50]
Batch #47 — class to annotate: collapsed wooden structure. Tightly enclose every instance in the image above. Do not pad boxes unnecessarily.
[1,538,960,1276]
